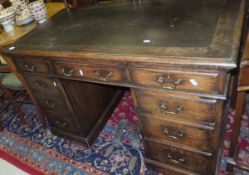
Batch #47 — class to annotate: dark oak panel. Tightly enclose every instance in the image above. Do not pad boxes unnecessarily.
[60,79,123,138]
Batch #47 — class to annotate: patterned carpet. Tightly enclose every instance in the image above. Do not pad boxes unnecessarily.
[0,91,249,175]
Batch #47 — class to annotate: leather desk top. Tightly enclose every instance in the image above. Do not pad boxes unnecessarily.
[3,0,245,69]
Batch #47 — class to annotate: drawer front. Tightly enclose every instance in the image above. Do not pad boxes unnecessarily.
[24,75,61,97]
[144,139,211,174]
[145,159,197,175]
[129,68,221,94]
[140,115,214,152]
[37,96,71,116]
[12,57,50,74]
[45,112,81,135]
[135,90,218,125]
[23,75,71,116]
[53,62,124,83]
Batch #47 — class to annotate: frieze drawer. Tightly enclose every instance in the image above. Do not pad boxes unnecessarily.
[135,90,220,125]
[129,67,225,94]
[53,61,124,83]
[140,115,215,152]
[144,139,212,174]
[12,57,50,74]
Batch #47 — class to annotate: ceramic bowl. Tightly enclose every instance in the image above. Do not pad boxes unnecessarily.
[0,7,15,23]
[16,4,33,21]
[28,0,47,24]
[16,15,33,25]
[11,0,26,12]
[16,9,32,21]
[16,9,33,26]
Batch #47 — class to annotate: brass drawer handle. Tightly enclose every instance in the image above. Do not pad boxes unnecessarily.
[24,63,36,72]
[35,81,47,89]
[94,70,113,81]
[60,67,74,77]
[167,152,186,164]
[44,100,56,108]
[55,120,66,128]
[157,75,182,90]
[164,128,184,140]
[160,103,183,115]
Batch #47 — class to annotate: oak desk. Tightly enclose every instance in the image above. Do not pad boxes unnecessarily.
[3,0,246,174]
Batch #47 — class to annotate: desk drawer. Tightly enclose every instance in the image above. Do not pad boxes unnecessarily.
[135,90,218,125]
[140,115,214,152]
[145,159,197,175]
[144,139,211,174]
[53,62,124,83]
[12,57,50,74]
[129,68,222,94]
[24,75,61,96]
[23,75,71,115]
[36,95,71,116]
[45,112,81,135]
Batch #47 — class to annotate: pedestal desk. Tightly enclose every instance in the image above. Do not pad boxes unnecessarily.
[2,0,246,174]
